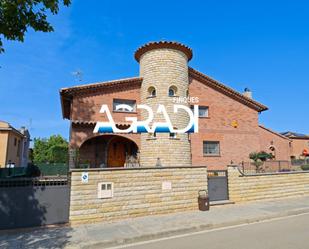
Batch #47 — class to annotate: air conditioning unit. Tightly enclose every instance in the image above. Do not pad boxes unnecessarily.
[97,182,113,199]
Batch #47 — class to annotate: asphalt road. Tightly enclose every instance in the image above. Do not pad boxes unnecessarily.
[112,213,309,249]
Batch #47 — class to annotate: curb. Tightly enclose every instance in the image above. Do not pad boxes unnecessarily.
[65,207,309,249]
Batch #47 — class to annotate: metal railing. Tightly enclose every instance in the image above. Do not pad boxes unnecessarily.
[0,164,69,179]
[239,161,292,175]
[291,159,309,166]
[0,177,69,188]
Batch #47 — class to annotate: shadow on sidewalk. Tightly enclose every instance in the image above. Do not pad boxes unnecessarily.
[0,226,73,249]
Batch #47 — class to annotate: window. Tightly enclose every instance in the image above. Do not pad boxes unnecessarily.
[148,86,156,97]
[203,141,220,156]
[191,106,209,118]
[169,133,177,139]
[168,85,177,97]
[169,88,175,97]
[148,132,156,139]
[169,127,177,139]
[97,182,113,199]
[198,106,209,117]
[113,99,136,112]
[14,138,17,146]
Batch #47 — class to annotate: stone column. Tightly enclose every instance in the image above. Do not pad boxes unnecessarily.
[227,165,243,202]
[135,41,193,167]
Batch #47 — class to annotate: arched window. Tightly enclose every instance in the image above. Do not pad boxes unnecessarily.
[148,86,156,97]
[168,85,177,97]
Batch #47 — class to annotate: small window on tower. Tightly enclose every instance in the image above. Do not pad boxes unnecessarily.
[148,86,156,97]
[169,127,178,139]
[169,133,177,139]
[148,132,157,139]
[168,85,177,97]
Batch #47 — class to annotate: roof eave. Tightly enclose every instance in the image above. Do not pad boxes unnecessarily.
[59,77,143,120]
[60,77,143,95]
[60,90,72,120]
[259,125,292,141]
[188,67,268,113]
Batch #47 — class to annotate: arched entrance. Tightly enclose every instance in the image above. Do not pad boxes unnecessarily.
[79,135,138,168]
[107,136,138,167]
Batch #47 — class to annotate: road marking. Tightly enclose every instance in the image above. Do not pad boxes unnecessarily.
[107,212,309,249]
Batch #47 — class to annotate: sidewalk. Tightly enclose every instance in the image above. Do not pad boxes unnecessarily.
[1,196,309,249]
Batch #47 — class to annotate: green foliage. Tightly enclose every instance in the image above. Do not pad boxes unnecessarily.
[249,151,273,173]
[33,135,68,164]
[36,163,68,176]
[301,165,309,171]
[249,151,273,162]
[0,0,71,53]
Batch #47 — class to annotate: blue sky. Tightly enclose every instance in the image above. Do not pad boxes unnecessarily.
[0,0,308,140]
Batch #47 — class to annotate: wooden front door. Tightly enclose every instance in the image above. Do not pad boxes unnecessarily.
[107,137,127,167]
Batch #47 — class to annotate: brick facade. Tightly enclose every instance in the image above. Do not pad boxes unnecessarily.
[290,138,309,159]
[258,126,291,161]
[189,77,261,169]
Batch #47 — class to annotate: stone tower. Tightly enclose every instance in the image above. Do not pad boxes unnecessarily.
[135,41,193,167]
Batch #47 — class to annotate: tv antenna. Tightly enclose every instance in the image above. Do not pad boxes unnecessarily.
[72,70,83,82]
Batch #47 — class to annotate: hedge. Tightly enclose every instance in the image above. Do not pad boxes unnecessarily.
[301,165,309,171]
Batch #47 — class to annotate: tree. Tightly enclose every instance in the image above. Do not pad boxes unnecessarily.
[0,0,71,53]
[33,135,68,164]
[249,151,273,173]
[33,137,49,163]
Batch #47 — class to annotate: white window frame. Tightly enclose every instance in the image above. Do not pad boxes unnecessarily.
[97,182,114,199]
[198,106,209,118]
[203,141,220,156]
[113,99,136,112]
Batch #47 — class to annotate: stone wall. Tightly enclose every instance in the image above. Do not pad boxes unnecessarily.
[70,167,207,224]
[228,166,309,202]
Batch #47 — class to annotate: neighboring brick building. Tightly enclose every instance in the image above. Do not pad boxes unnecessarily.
[60,41,294,169]
[281,132,309,159]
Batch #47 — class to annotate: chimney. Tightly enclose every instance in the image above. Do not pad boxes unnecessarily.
[19,126,25,134]
[243,88,252,99]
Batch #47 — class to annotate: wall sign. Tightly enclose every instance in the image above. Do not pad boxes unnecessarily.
[81,172,89,183]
